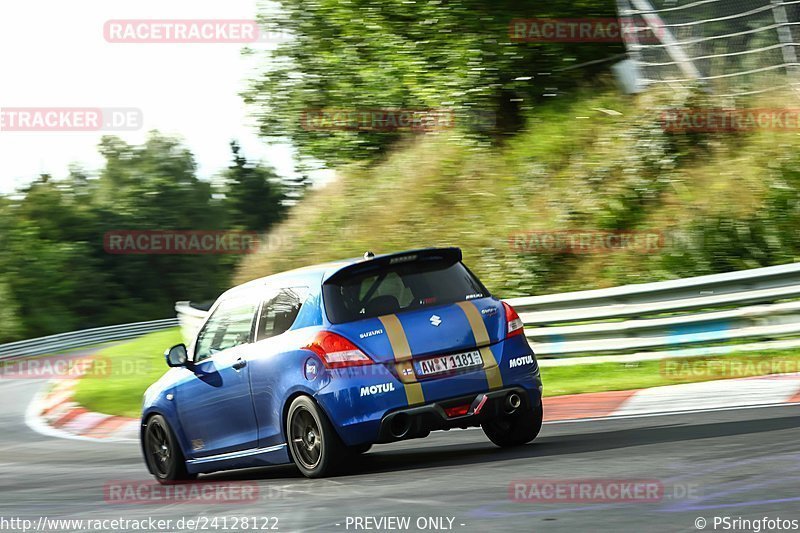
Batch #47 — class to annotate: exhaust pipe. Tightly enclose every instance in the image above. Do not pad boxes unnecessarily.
[504,392,522,414]
[389,413,412,439]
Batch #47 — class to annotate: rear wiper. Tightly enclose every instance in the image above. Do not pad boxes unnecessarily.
[359,272,388,306]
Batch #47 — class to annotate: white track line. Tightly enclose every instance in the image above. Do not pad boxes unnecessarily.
[543,401,800,425]
[24,388,136,444]
[24,384,800,444]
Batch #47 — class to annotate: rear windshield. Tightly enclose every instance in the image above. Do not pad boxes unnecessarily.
[323,260,488,324]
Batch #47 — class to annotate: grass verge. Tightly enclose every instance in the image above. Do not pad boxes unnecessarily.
[71,329,800,417]
[235,84,800,299]
[72,328,182,418]
[541,349,800,397]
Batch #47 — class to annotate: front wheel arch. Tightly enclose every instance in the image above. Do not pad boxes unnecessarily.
[140,412,164,475]
[141,413,196,483]
[141,411,189,460]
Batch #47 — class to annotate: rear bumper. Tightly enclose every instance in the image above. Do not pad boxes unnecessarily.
[376,386,539,443]
[314,333,542,446]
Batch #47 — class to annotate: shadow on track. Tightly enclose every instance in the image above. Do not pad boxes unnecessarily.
[205,413,800,481]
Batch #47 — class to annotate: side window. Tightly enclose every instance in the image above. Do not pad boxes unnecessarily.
[194,295,258,362]
[257,287,310,341]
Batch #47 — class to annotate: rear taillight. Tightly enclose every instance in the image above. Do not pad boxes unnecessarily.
[305,331,373,368]
[444,404,471,418]
[503,302,524,338]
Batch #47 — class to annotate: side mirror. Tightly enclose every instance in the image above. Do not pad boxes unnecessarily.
[165,344,189,368]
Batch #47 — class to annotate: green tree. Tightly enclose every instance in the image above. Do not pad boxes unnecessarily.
[95,132,233,319]
[245,0,623,164]
[0,282,23,343]
[0,132,250,341]
[224,141,286,231]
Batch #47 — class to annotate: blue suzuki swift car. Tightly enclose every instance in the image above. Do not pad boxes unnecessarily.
[142,248,543,480]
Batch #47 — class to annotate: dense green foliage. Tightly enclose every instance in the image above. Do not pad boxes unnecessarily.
[72,328,184,418]
[0,134,287,343]
[8,2,800,346]
[246,0,624,164]
[225,141,287,229]
[236,86,800,296]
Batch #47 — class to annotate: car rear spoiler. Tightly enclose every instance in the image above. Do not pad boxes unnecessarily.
[323,247,463,285]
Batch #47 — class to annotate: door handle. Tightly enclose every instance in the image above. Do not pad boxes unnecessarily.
[232,358,247,370]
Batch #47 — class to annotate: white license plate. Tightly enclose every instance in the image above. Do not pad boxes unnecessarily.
[414,350,483,377]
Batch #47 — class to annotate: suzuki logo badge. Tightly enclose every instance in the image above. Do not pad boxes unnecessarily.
[430,315,442,327]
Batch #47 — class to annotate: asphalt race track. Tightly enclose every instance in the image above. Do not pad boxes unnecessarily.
[2,378,800,533]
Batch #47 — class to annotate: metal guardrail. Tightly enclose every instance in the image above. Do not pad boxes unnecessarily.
[0,318,178,360]
[508,262,800,358]
[171,262,800,360]
[172,263,800,360]
[9,262,795,363]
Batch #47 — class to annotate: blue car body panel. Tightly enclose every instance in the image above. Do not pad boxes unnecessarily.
[314,307,539,446]
[141,248,542,475]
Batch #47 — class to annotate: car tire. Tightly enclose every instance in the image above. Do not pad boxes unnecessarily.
[482,401,543,447]
[286,396,347,478]
[143,414,197,484]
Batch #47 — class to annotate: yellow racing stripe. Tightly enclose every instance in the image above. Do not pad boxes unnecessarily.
[456,301,504,390]
[378,315,425,406]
